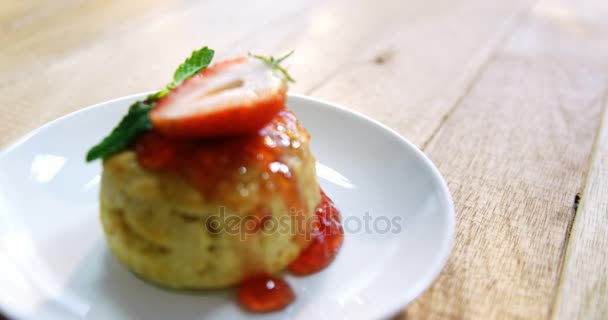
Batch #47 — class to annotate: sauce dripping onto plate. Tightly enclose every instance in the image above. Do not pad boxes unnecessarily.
[134,109,344,312]
[238,191,344,312]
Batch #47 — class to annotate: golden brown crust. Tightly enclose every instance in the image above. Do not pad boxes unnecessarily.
[100,143,320,288]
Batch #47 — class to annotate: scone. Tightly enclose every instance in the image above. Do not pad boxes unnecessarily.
[100,109,320,288]
[87,48,344,312]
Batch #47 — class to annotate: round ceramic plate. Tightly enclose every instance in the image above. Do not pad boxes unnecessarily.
[0,93,454,320]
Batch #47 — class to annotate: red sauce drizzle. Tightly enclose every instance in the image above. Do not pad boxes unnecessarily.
[132,109,344,312]
[133,108,308,217]
[238,191,344,312]
[288,190,344,275]
[237,275,295,312]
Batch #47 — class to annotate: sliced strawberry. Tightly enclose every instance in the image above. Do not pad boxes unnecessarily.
[149,57,287,138]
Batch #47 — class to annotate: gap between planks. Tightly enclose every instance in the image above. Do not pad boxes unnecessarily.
[551,92,608,319]
[398,0,608,316]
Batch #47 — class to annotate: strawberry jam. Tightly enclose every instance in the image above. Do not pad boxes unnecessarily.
[238,192,343,312]
[134,108,309,213]
[132,108,344,312]
[237,275,295,312]
[289,190,344,275]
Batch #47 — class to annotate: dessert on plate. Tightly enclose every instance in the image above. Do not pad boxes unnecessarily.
[87,47,343,312]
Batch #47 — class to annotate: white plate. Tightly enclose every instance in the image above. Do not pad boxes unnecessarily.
[0,93,454,320]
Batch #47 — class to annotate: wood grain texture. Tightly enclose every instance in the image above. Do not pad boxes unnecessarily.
[1,0,608,318]
[402,0,608,318]
[0,0,316,148]
[552,103,608,319]
[0,0,530,150]
[306,0,529,147]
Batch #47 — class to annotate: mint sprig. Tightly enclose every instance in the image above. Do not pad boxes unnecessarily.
[173,47,215,87]
[85,101,153,162]
[146,47,215,101]
[86,46,215,162]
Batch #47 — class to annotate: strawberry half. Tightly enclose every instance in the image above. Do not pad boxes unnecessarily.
[149,57,287,138]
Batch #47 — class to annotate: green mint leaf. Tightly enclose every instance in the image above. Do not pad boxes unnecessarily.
[86,46,216,162]
[146,47,214,102]
[85,101,154,162]
[172,47,215,87]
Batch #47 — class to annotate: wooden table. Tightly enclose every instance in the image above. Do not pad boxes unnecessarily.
[1,0,607,319]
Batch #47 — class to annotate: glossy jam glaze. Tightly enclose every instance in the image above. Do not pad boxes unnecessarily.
[288,190,344,275]
[237,275,295,313]
[238,192,343,312]
[134,108,309,214]
[133,108,343,312]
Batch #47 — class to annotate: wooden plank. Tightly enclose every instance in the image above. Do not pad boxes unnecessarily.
[0,0,316,83]
[400,0,608,318]
[0,0,52,27]
[0,0,530,149]
[5,0,605,317]
[0,0,163,75]
[552,103,608,319]
[304,0,529,146]
[0,0,315,148]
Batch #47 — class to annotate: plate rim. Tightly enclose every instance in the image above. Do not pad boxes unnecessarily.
[289,93,455,318]
[0,92,455,319]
